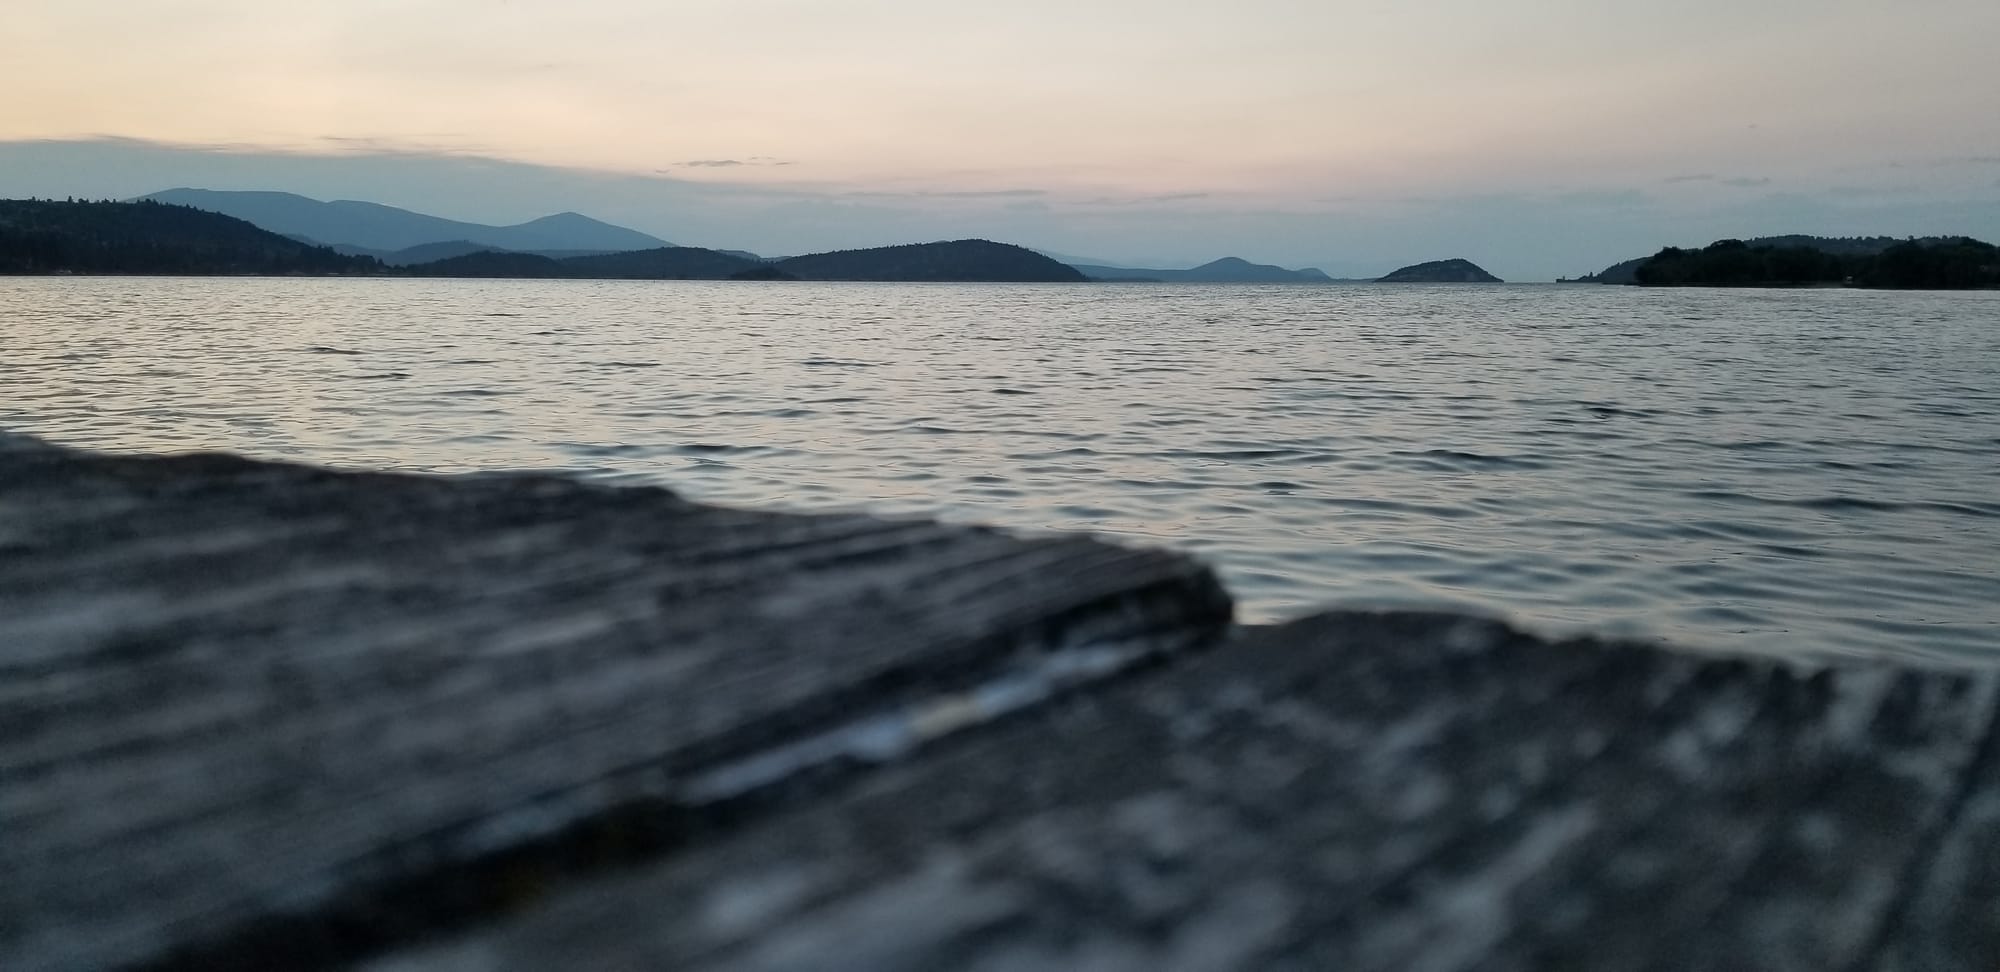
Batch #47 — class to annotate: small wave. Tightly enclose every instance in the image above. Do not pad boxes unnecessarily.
[1794,495,1905,512]
[709,407,817,419]
[1056,504,1123,519]
[1173,448,1307,460]
[1397,449,1549,470]
[1109,478,1206,491]
[561,442,648,457]
[1681,490,2000,517]
[304,346,362,355]
[1017,447,1105,459]
[1754,543,1827,560]
[1315,497,1482,519]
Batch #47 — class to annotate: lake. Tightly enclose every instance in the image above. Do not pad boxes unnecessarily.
[3,277,1996,663]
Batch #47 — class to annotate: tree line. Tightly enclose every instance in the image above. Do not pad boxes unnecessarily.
[0,199,378,275]
[1634,237,2000,289]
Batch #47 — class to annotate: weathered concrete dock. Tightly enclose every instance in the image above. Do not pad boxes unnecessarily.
[2,431,1995,970]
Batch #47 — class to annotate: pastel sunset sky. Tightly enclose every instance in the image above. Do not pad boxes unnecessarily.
[7,0,1998,278]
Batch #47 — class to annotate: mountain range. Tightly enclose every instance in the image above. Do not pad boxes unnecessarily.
[133,189,1351,282]
[3,199,1088,282]
[139,189,673,253]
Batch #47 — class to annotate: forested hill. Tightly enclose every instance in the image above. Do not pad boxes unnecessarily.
[401,251,570,279]
[773,240,1087,282]
[1573,235,1977,284]
[400,247,766,280]
[0,199,381,275]
[1633,237,2000,289]
[561,247,761,279]
[399,241,1080,281]
[1376,258,1502,283]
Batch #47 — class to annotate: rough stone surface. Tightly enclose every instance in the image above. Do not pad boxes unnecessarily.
[386,613,2000,972]
[0,432,1229,971]
[6,432,1996,971]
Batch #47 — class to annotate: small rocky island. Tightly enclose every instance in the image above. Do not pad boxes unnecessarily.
[1375,257,1502,283]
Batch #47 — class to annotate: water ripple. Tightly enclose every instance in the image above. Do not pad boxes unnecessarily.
[4,277,1997,663]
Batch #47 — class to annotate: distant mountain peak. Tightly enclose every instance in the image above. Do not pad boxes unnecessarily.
[526,211,601,225]
[1074,255,1333,283]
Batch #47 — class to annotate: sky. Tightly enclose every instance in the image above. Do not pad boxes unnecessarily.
[6,0,1999,279]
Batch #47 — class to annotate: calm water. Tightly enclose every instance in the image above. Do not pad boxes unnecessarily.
[4,277,1997,662]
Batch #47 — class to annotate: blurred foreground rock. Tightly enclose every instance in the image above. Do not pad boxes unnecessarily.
[1,432,1993,970]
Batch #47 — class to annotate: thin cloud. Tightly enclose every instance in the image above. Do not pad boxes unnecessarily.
[672,157,795,168]
[840,188,1047,199]
[1078,192,1212,207]
[1663,174,1769,188]
[1553,189,1648,206]
[1827,185,1917,198]
[1843,156,2000,172]
[40,132,500,160]
[316,134,493,158]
